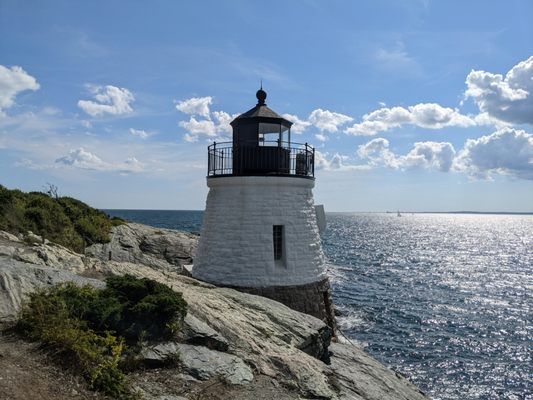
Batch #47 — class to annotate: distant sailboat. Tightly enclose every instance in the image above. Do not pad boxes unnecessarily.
[397,210,402,217]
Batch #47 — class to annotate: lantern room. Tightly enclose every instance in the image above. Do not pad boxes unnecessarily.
[207,88,315,178]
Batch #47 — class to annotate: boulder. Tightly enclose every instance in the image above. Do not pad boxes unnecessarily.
[178,343,253,385]
[140,342,253,385]
[327,342,428,400]
[139,341,181,366]
[0,259,104,325]
[85,223,198,273]
[12,244,87,273]
[181,313,229,351]
[0,245,16,257]
[0,231,21,243]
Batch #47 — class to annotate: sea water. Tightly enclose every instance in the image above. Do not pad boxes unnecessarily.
[105,210,532,400]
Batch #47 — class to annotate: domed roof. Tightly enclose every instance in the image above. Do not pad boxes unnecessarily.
[230,88,293,128]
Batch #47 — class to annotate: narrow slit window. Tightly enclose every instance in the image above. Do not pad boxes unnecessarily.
[273,225,283,260]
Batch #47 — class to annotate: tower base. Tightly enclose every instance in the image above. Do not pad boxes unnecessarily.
[226,277,337,333]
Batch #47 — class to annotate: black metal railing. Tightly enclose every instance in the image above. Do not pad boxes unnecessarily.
[207,141,315,178]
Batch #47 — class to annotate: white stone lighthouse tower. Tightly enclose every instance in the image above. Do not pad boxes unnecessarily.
[192,88,335,330]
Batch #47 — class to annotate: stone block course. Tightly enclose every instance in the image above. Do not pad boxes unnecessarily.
[193,176,326,288]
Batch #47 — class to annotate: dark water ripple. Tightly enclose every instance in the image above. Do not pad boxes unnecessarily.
[323,213,532,400]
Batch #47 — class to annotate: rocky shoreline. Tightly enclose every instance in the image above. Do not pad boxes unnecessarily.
[0,224,429,400]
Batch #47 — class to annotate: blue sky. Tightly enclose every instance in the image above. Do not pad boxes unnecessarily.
[1,0,532,211]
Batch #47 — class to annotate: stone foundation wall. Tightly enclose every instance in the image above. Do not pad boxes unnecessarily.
[228,277,337,333]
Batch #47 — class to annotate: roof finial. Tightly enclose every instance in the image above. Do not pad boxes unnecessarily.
[256,82,267,106]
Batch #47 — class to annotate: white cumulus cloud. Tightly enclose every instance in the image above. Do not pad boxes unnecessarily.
[179,117,217,142]
[357,138,399,168]
[346,103,474,136]
[176,96,236,142]
[308,109,353,133]
[55,148,107,170]
[357,138,456,172]
[175,96,212,118]
[211,111,235,134]
[282,113,312,134]
[454,128,533,180]
[55,148,144,173]
[465,56,533,125]
[0,65,40,115]
[399,141,456,172]
[78,85,134,117]
[315,150,371,171]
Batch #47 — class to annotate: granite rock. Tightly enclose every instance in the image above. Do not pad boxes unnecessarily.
[0,259,104,324]
[85,223,198,272]
[181,313,229,351]
[328,342,428,400]
[0,227,429,400]
[0,231,21,242]
[141,342,253,385]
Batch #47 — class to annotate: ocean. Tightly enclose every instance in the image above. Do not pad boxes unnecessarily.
[104,210,532,400]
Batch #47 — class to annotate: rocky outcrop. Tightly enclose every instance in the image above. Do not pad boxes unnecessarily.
[0,227,428,400]
[180,313,230,351]
[0,260,104,324]
[140,342,254,385]
[85,223,198,272]
[328,342,428,400]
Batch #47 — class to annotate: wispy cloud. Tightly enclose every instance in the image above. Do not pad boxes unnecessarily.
[129,128,153,139]
[373,41,424,77]
[55,148,145,173]
[78,85,135,117]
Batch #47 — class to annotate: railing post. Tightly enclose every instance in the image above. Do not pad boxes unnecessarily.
[213,142,217,175]
[312,146,315,177]
[207,144,211,176]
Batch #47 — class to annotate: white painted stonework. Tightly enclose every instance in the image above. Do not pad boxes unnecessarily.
[192,176,327,287]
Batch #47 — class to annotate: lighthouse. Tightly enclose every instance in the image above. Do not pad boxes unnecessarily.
[192,88,335,330]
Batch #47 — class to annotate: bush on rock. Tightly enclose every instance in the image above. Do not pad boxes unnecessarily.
[0,184,125,252]
[16,274,187,399]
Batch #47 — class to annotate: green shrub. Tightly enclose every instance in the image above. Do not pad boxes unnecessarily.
[16,275,187,398]
[16,285,130,398]
[102,274,188,341]
[0,184,125,252]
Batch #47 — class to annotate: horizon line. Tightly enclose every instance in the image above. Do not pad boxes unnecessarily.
[102,208,533,215]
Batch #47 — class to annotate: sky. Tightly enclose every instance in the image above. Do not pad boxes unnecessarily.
[0,0,532,212]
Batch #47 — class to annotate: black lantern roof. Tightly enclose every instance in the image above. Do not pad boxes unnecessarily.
[230,88,293,129]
